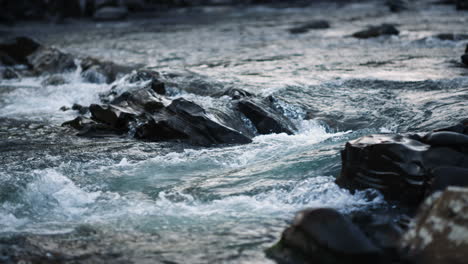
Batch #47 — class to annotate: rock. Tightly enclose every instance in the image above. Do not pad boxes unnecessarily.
[212,88,253,100]
[434,33,468,41]
[434,118,468,134]
[456,0,468,9]
[72,104,89,115]
[288,20,330,34]
[0,68,20,79]
[127,70,166,95]
[0,36,41,65]
[27,46,77,74]
[237,99,296,135]
[41,75,67,86]
[266,208,384,264]
[429,167,468,193]
[93,7,128,21]
[336,131,468,206]
[352,24,399,39]
[400,187,468,264]
[134,98,254,145]
[462,54,468,66]
[80,57,134,84]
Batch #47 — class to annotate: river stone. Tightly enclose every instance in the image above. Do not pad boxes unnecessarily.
[352,24,399,39]
[127,70,166,95]
[336,132,468,206]
[27,46,77,74]
[80,57,134,84]
[266,208,384,264]
[462,54,468,66]
[237,99,296,135]
[400,187,468,264]
[0,36,41,65]
[0,68,20,80]
[288,20,330,34]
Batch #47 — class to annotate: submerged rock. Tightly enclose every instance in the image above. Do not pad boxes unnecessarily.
[352,24,399,39]
[336,122,468,206]
[266,208,384,264]
[0,68,20,80]
[41,75,68,86]
[400,187,468,264]
[288,20,330,34]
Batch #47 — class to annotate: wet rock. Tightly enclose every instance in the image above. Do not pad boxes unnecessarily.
[352,24,399,39]
[462,44,468,66]
[434,33,468,41]
[72,104,89,115]
[336,129,468,206]
[266,208,384,264]
[288,20,330,34]
[128,70,166,95]
[93,7,128,21]
[429,167,468,193]
[81,57,134,84]
[41,75,67,86]
[27,46,77,74]
[0,68,20,80]
[237,99,296,135]
[434,118,468,134]
[400,187,468,264]
[62,116,97,130]
[0,36,41,65]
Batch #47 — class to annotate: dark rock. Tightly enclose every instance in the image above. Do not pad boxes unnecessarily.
[72,104,89,115]
[95,0,119,8]
[81,57,134,84]
[456,0,468,9]
[27,46,77,74]
[434,118,468,134]
[434,33,468,41]
[89,104,137,130]
[128,70,166,95]
[59,106,70,111]
[352,24,399,39]
[62,116,96,130]
[41,75,67,86]
[0,36,41,65]
[400,187,468,264]
[289,20,330,34]
[337,131,468,206]
[462,54,468,66]
[0,68,20,79]
[237,99,296,135]
[429,167,468,193]
[266,208,384,264]
[93,7,128,21]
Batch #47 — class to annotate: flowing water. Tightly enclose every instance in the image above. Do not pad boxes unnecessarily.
[0,1,468,263]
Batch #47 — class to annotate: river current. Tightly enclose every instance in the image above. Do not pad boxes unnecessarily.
[0,1,467,263]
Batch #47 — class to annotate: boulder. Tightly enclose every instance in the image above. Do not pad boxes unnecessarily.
[41,75,67,86]
[433,33,468,41]
[127,70,166,95]
[93,7,128,21]
[27,46,77,74]
[0,36,41,65]
[288,20,330,34]
[400,187,468,264]
[336,131,468,206]
[0,68,20,79]
[266,208,384,264]
[352,24,399,39]
[80,57,134,84]
[237,99,296,135]
[462,45,468,66]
